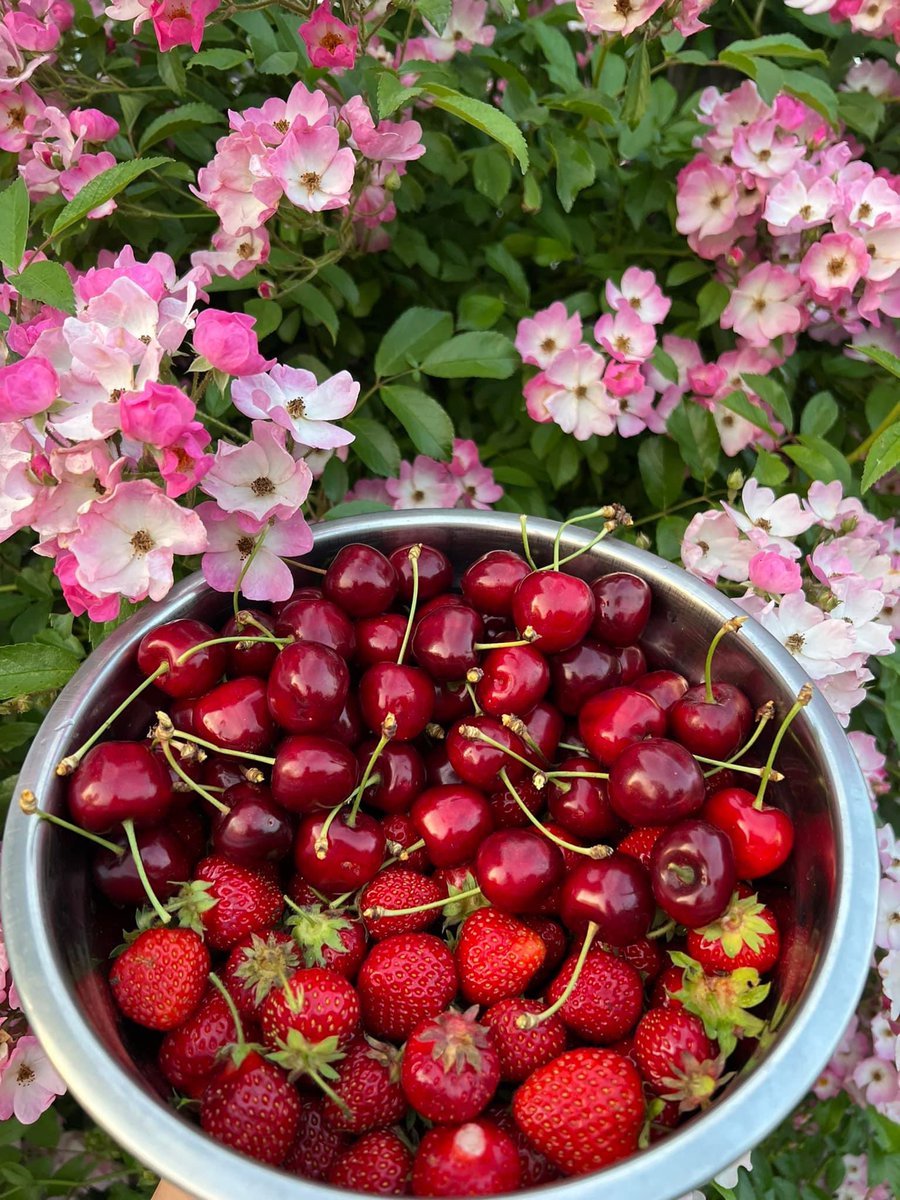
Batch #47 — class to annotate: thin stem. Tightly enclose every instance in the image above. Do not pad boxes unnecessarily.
[233,527,270,619]
[473,637,535,650]
[727,702,775,764]
[519,514,537,571]
[175,635,287,665]
[755,686,812,808]
[346,726,392,825]
[57,663,168,772]
[544,769,609,781]
[122,818,170,925]
[159,725,276,766]
[517,923,599,1028]
[19,792,125,855]
[551,506,619,572]
[208,971,247,1047]
[160,739,229,813]
[396,546,421,667]
[646,918,677,941]
[458,725,537,774]
[703,617,747,704]
[847,402,900,463]
[362,885,483,920]
[500,770,609,859]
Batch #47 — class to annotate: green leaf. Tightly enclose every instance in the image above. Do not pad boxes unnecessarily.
[530,21,581,93]
[854,344,900,380]
[638,437,684,510]
[861,424,900,493]
[650,346,678,385]
[547,439,580,490]
[243,298,282,340]
[50,157,172,238]
[380,385,455,458]
[697,279,730,329]
[344,416,402,477]
[375,307,453,377]
[421,83,529,174]
[0,178,29,271]
[720,389,775,436]
[158,50,186,96]
[417,0,452,31]
[837,91,883,140]
[9,260,75,314]
[783,436,852,488]
[753,447,790,486]
[666,260,708,287]
[0,643,81,700]
[377,72,423,119]
[667,403,720,481]
[484,243,529,302]
[187,48,249,70]
[294,283,339,343]
[725,34,827,63]
[139,102,224,151]
[548,130,595,213]
[622,42,650,130]
[542,90,614,125]
[781,69,838,127]
[420,331,517,379]
[258,50,298,74]
[458,293,504,330]
[656,515,689,561]
[742,372,792,432]
[0,722,38,752]
[472,145,512,208]
[325,499,393,520]
[800,391,838,438]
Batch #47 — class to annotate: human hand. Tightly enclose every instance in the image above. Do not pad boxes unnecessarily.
[152,1183,196,1200]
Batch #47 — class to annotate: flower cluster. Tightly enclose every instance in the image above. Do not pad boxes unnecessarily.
[785,0,900,49]
[105,0,221,55]
[377,0,496,71]
[573,0,716,39]
[681,478,897,724]
[344,439,504,511]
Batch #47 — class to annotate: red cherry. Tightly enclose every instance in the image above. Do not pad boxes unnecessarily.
[424,745,464,788]
[382,812,429,871]
[649,818,736,928]
[323,543,398,616]
[461,549,532,617]
[412,605,484,681]
[559,855,654,946]
[608,738,705,826]
[271,735,359,814]
[547,756,620,840]
[702,786,795,878]
[69,741,173,833]
[332,694,364,746]
[353,613,407,667]
[356,739,425,814]
[475,645,549,716]
[137,619,226,698]
[521,701,564,763]
[219,611,279,678]
[169,696,199,736]
[273,596,356,660]
[589,573,651,647]
[612,644,647,683]
[389,543,452,601]
[195,676,276,753]
[669,683,753,760]
[267,642,350,735]
[446,715,529,789]
[549,639,620,715]
[432,679,474,725]
[578,687,666,766]
[212,785,294,866]
[271,585,322,621]
[358,661,434,741]
[632,670,689,712]
[475,829,564,912]
[93,823,191,905]
[411,784,494,868]
[489,778,544,830]
[294,810,385,893]
[512,570,595,654]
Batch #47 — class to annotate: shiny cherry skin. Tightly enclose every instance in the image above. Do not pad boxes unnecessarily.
[669,683,753,760]
[512,570,595,654]
[432,680,474,725]
[632,670,689,713]
[521,701,564,763]
[578,687,666,766]
[461,550,532,617]
[195,676,275,753]
[169,696,199,736]
[323,544,398,617]
[213,785,294,866]
[382,812,429,871]
[548,756,620,840]
[332,694,364,747]
[475,645,550,717]
[389,543,453,601]
[201,756,246,792]
[549,639,620,715]
[267,642,350,735]
[274,596,356,660]
[69,741,174,833]
[272,735,360,814]
[271,585,322,621]
[649,818,736,928]
[137,619,226,699]
[168,806,207,860]
[702,786,795,878]
[424,745,463,788]
[412,605,484,682]
[357,739,426,814]
[590,573,652,647]
[358,662,434,741]
[354,613,407,667]
[613,644,647,683]
[559,855,655,946]
[475,830,564,913]
[294,810,386,894]
[219,611,279,678]
[608,738,705,826]
[446,715,528,789]
[93,823,191,906]
[410,784,494,868]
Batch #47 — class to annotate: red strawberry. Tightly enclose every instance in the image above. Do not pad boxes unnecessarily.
[513,1048,645,1175]
[200,1050,301,1165]
[482,998,568,1083]
[617,824,666,869]
[360,868,443,940]
[455,909,545,1006]
[651,963,686,1009]
[686,894,780,974]
[488,779,544,829]
[261,966,360,1058]
[287,875,325,908]
[283,1097,350,1181]
[519,915,567,989]
[616,936,664,980]
[327,1129,412,1195]
[633,1006,715,1094]
[158,987,242,1096]
[286,904,368,978]
[172,855,282,951]
[109,927,209,1031]
[320,1035,406,1133]
[357,933,457,1042]
[545,946,643,1043]
[401,1007,500,1123]
[223,930,300,1020]
[412,1119,521,1197]
[486,1105,560,1187]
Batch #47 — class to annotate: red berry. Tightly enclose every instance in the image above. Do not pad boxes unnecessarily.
[455,908,546,1007]
[223,930,300,1021]
[195,676,275,753]
[482,998,568,1083]
[512,570,595,654]
[184,855,283,951]
[361,868,443,940]
[137,618,226,698]
[578,687,666,766]
[545,945,644,1043]
[282,1098,349,1180]
[260,966,360,1056]
[69,741,173,834]
[702,786,794,879]
[109,927,209,1031]
[328,1130,412,1195]
[633,1006,715,1093]
[158,987,241,1097]
[686,894,781,974]
[357,933,458,1043]
[589,572,651,646]
[412,1119,521,1197]
[319,1035,406,1134]
[402,1007,500,1123]
[200,1051,301,1166]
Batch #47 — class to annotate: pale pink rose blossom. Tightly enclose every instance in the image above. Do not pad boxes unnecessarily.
[53,550,121,621]
[522,371,556,424]
[69,108,120,142]
[299,4,357,69]
[830,578,894,658]
[880,951,900,1020]
[756,592,856,679]
[805,480,868,531]
[810,535,891,590]
[720,263,805,348]
[0,83,45,153]
[340,96,425,165]
[197,502,313,602]
[231,364,358,448]
[603,360,644,399]
[815,665,873,726]
[157,426,213,499]
[423,0,495,57]
[747,551,803,594]
[612,386,669,438]
[799,232,871,301]
[849,731,889,799]
[192,131,283,236]
[0,356,58,420]
[385,457,461,509]
[450,438,503,509]
[343,477,392,506]
[191,226,270,281]
[0,421,41,543]
[0,24,52,90]
[675,158,740,240]
[575,0,664,35]
[713,397,769,457]
[842,59,900,99]
[763,168,838,234]
[228,82,331,146]
[267,125,356,214]
[852,1056,900,1108]
[681,510,758,584]
[726,479,817,549]
[594,306,657,364]
[201,421,312,522]
[605,267,671,326]
[0,1036,65,1123]
[731,120,805,179]
[119,382,196,446]
[541,345,618,441]
[31,441,124,549]
[643,335,703,411]
[515,301,583,369]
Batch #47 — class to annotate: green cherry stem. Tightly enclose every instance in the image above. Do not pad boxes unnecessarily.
[499,770,610,860]
[159,738,229,814]
[174,635,290,666]
[458,724,538,775]
[519,514,537,571]
[396,545,421,667]
[397,837,427,862]
[362,885,483,921]
[55,663,170,775]
[345,717,396,827]
[646,918,677,941]
[543,769,610,781]
[153,714,277,766]
[18,790,125,855]
[728,700,775,763]
[122,817,171,925]
[473,632,537,651]
[754,684,812,809]
[501,713,549,765]
[236,609,281,639]
[550,506,622,572]
[697,757,781,780]
[703,616,748,705]
[208,971,247,1046]
[516,922,599,1029]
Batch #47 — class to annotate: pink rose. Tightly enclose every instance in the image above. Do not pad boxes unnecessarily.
[0,356,58,420]
[119,382,197,446]
[193,309,274,377]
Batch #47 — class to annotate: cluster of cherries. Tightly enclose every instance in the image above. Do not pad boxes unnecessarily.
[29,517,805,1194]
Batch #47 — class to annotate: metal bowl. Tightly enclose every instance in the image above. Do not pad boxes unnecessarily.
[1,510,879,1200]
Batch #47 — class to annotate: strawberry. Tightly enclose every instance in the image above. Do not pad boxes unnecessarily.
[357,932,457,1042]
[412,1119,521,1196]
[158,986,243,1097]
[545,946,643,1042]
[633,1006,716,1099]
[360,868,443,940]
[223,930,300,1020]
[512,1048,645,1175]
[282,1097,350,1181]
[401,1007,500,1123]
[486,1105,560,1187]
[286,903,368,978]
[287,874,325,908]
[319,1034,406,1133]
[616,936,664,980]
[327,1129,412,1195]
[686,893,780,974]
[171,855,283,951]
[651,963,686,1009]
[616,824,667,869]
[482,998,568,1083]
[261,966,360,1059]
[109,927,209,1031]
[200,1050,301,1165]
[455,908,545,1006]
[519,915,567,989]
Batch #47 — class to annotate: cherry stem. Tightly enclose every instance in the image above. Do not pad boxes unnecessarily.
[396,545,421,667]
[236,609,279,639]
[345,724,393,827]
[726,701,775,765]
[208,970,247,1051]
[458,725,537,774]
[501,714,549,765]
[174,635,289,666]
[499,770,610,859]
[557,741,585,753]
[703,616,748,705]
[283,558,328,576]
[754,685,812,809]
[473,635,536,650]
[646,918,677,940]
[18,791,125,855]
[362,885,483,920]
[56,663,169,774]
[519,514,537,571]
[697,757,781,781]
[464,682,483,715]
[155,718,277,766]
[232,526,270,619]
[544,769,610,781]
[159,738,229,814]
[551,506,622,572]
[122,818,171,925]
[397,837,426,862]
[516,922,599,1029]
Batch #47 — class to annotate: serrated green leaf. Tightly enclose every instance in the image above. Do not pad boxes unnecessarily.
[243,298,282,340]
[720,389,776,436]
[854,344,900,380]
[9,260,75,314]
[344,417,402,477]
[378,72,424,119]
[667,402,720,480]
[458,293,504,330]
[548,130,595,213]
[417,0,451,31]
[861,424,900,493]
[0,644,81,700]
[697,278,730,329]
[542,90,615,125]
[783,436,852,488]
[139,102,224,152]
[421,84,529,174]
[837,90,884,140]
[530,21,581,93]
[158,50,186,96]
[0,178,29,270]
[622,42,650,129]
[753,447,790,486]
[187,48,248,70]
[259,50,298,74]
[472,145,512,208]
[380,385,454,458]
[742,372,792,432]
[484,243,529,302]
[375,308,453,377]
[420,331,517,379]
[50,157,172,238]
[726,34,827,63]
[781,69,838,127]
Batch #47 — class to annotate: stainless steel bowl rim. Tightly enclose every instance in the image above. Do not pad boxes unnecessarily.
[1,510,879,1200]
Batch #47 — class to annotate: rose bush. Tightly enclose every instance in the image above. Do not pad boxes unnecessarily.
[0,0,898,1194]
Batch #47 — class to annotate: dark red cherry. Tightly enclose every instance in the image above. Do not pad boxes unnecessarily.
[461,550,531,617]
[323,543,398,617]
[358,662,434,741]
[578,687,665,766]
[93,823,191,905]
[547,756,619,840]
[272,735,359,814]
[220,611,279,678]
[274,596,356,660]
[389,543,452,601]
[608,739,705,826]
[267,642,350,735]
[649,818,736,928]
[213,785,294,866]
[69,741,174,833]
[195,676,275,753]
[488,777,544,830]
[168,805,208,860]
[559,856,654,946]
[354,613,407,667]
[521,915,568,989]
[633,670,689,712]
[590,573,652,647]
[612,644,647,683]
[356,740,425,814]
[446,715,528,789]
[432,679,474,725]
[669,683,753,759]
[476,645,549,716]
[521,701,564,764]
[201,756,247,793]
[424,745,463,788]
[474,830,564,912]
[701,787,794,878]
[418,593,466,618]
[382,812,429,871]
[294,810,386,893]
[549,639,620,715]
[169,696,199,736]
[411,605,484,681]
[332,694,364,747]
[512,571,595,654]
[271,585,322,621]
[480,615,515,644]
[410,784,494,868]
[137,619,226,698]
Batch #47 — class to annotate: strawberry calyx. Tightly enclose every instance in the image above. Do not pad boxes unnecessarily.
[207,972,266,1072]
[416,1006,492,1074]
[285,899,353,968]
[232,931,301,1009]
[268,1030,351,1116]
[692,892,774,959]
[658,1050,733,1113]
[166,879,219,935]
[441,872,489,928]
[363,1035,403,1085]
[669,952,770,1057]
